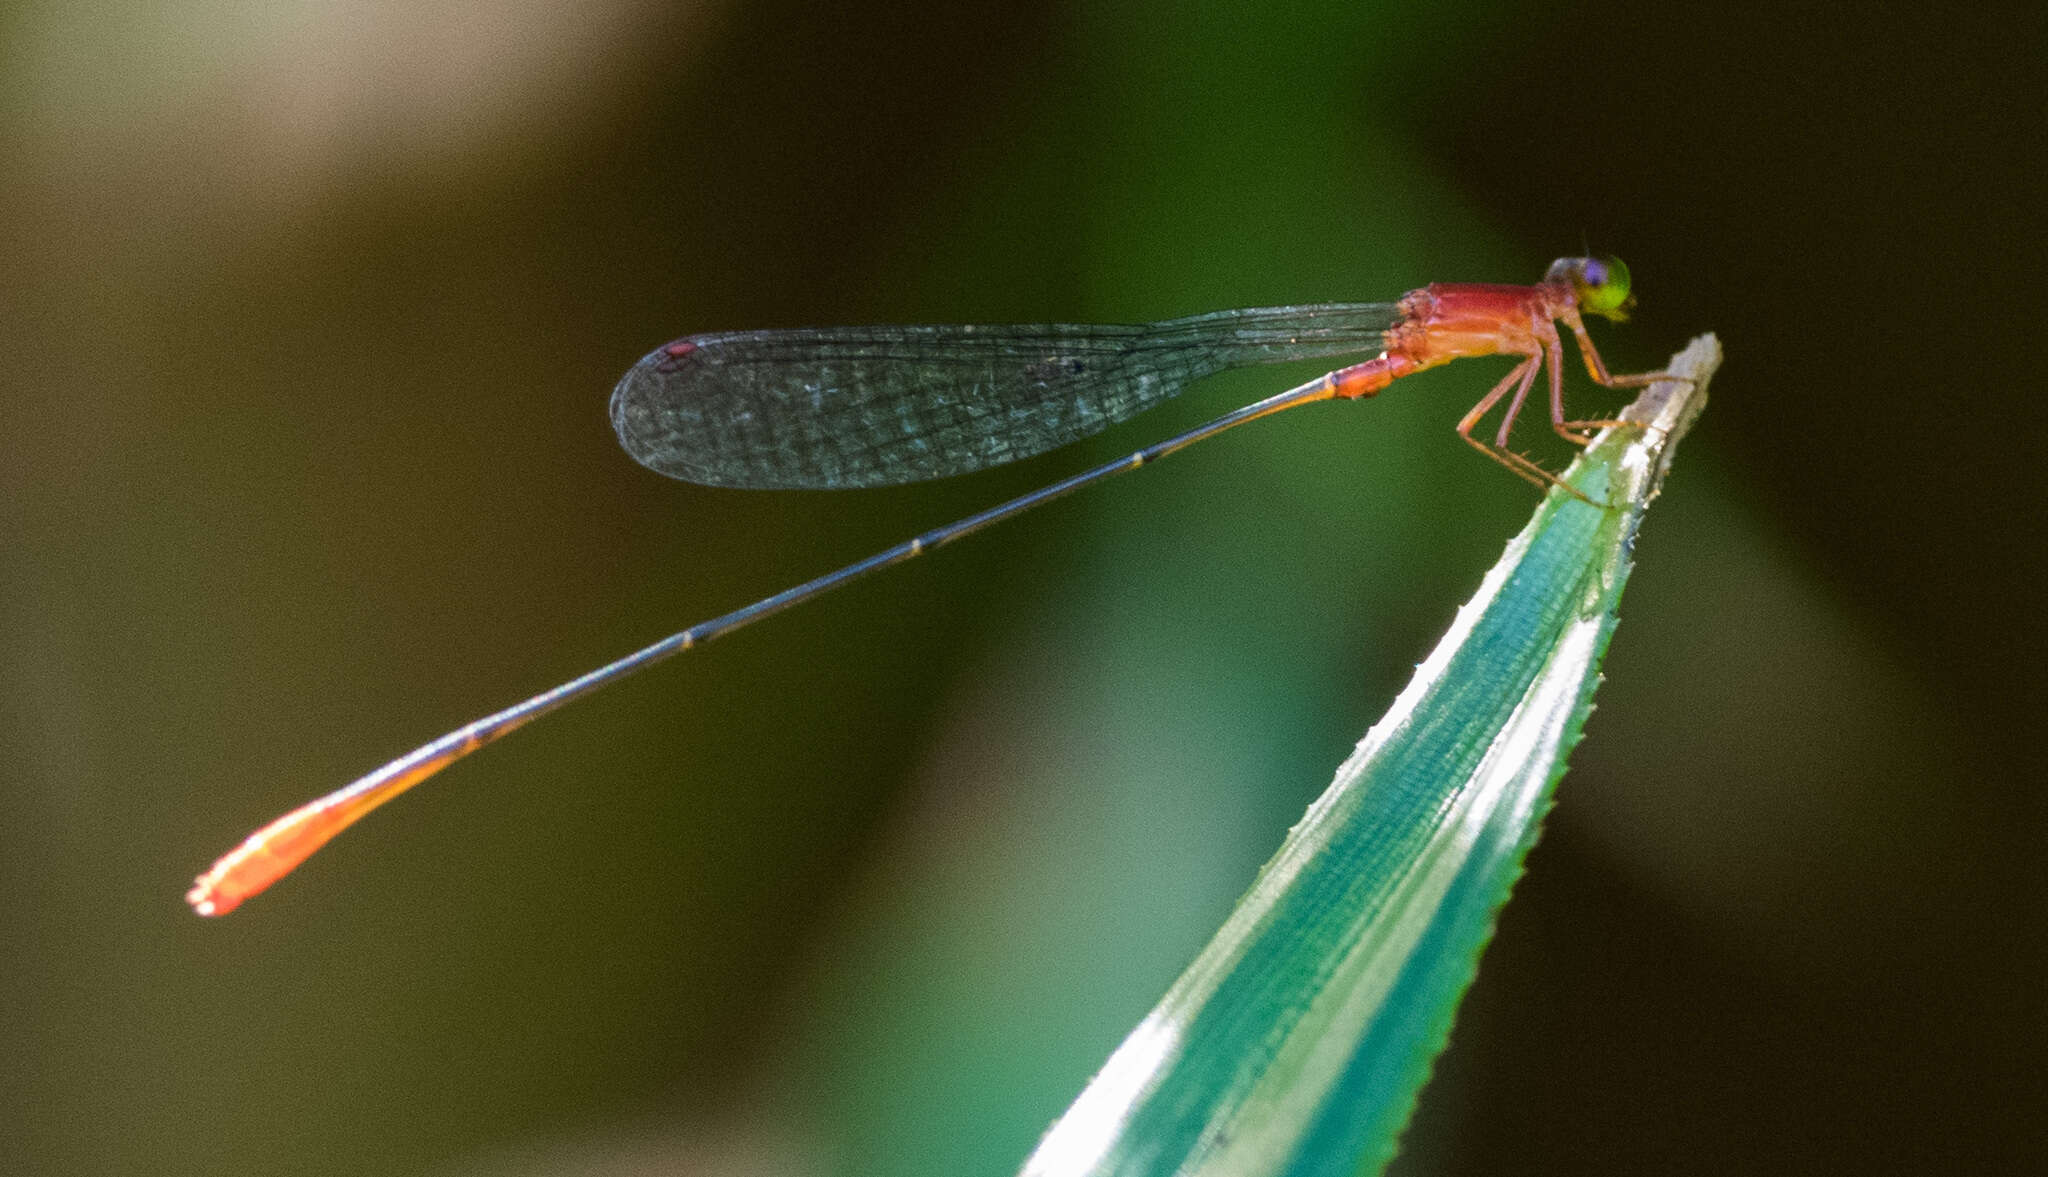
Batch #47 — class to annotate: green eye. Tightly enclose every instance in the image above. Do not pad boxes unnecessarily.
[1579,255,1633,316]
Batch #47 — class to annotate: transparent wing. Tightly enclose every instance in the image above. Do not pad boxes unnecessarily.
[609,303,1398,489]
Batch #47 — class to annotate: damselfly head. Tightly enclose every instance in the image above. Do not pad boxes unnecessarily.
[1548,255,1635,322]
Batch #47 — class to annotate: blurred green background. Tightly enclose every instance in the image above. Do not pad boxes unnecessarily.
[3,1,2040,1174]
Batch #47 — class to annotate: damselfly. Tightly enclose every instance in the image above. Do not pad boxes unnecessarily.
[188,256,1661,915]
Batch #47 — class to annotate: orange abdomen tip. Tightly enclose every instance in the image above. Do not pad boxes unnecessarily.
[187,750,454,915]
[187,803,345,916]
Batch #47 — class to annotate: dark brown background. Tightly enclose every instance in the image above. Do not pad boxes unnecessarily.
[3,1,2040,1174]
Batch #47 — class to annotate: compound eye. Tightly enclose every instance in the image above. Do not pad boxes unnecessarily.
[1579,255,1633,316]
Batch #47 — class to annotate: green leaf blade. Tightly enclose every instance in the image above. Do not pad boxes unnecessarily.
[1022,336,1721,1177]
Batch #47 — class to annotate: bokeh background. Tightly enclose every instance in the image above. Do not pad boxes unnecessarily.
[4,2,2041,1174]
